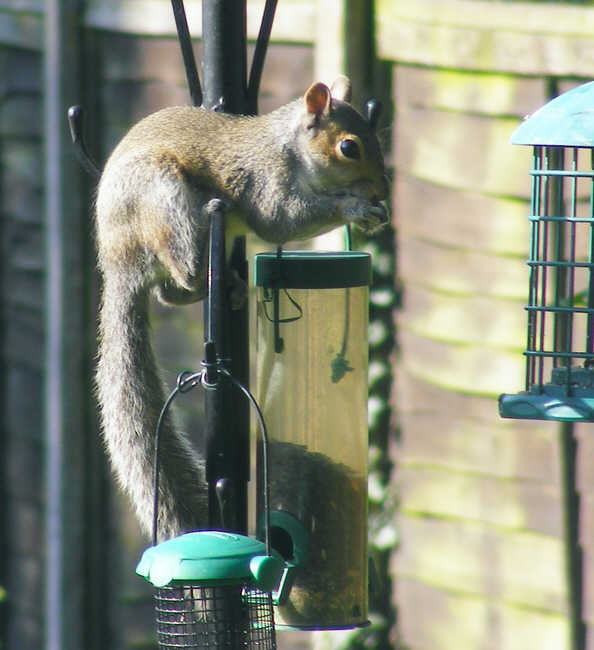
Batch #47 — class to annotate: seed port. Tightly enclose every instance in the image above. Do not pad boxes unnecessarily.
[270,526,294,563]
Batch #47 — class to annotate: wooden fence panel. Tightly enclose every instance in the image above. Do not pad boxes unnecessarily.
[390,58,573,650]
[377,0,594,77]
[396,577,568,650]
[0,40,45,650]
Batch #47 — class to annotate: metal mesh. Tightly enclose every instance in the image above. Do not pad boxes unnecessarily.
[154,584,276,649]
[525,145,594,392]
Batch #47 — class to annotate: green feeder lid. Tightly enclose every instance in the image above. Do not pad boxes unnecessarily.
[511,80,594,147]
[254,251,371,289]
[136,531,283,589]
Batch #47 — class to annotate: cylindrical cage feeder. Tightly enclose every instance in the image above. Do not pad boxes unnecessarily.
[500,81,594,421]
[136,532,283,649]
[254,250,371,629]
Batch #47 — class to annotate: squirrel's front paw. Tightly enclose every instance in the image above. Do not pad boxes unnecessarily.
[343,198,389,234]
[354,202,389,234]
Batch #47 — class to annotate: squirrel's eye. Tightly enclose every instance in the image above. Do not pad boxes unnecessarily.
[340,138,361,160]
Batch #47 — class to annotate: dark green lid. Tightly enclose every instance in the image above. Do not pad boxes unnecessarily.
[254,251,371,289]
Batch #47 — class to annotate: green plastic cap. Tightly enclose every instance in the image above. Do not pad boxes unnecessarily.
[254,251,371,289]
[136,531,283,589]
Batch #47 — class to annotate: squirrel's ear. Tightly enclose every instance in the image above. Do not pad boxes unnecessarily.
[330,75,352,103]
[304,82,332,121]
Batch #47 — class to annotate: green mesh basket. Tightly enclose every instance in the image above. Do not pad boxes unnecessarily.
[137,531,283,649]
[500,82,594,421]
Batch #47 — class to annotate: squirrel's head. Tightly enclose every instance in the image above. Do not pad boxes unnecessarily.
[298,76,389,206]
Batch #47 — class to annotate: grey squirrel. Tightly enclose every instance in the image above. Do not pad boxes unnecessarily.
[95,76,389,541]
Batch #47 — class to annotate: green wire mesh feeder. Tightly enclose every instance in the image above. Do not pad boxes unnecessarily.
[134,313,294,650]
[136,531,284,649]
[135,364,296,649]
[499,81,594,421]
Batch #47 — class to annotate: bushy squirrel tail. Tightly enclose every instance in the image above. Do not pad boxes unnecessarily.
[96,272,208,540]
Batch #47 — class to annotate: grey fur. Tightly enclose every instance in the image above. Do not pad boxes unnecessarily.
[95,80,388,541]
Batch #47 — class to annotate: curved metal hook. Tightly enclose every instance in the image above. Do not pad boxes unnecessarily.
[67,105,101,178]
[365,98,383,131]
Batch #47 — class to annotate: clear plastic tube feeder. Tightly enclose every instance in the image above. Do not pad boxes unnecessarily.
[254,250,371,630]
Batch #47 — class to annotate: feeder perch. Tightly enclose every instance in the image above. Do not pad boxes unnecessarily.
[499,81,594,421]
[137,531,287,649]
[254,250,371,629]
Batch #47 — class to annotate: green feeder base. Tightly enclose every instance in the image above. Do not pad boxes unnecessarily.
[499,391,594,421]
[500,367,594,421]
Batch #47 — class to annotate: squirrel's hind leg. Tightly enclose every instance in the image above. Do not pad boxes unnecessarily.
[143,158,213,304]
[154,280,206,306]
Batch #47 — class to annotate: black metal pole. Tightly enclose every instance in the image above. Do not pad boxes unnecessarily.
[559,422,585,650]
[201,0,247,113]
[204,204,245,531]
[170,0,202,107]
[247,0,278,114]
[201,0,250,533]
